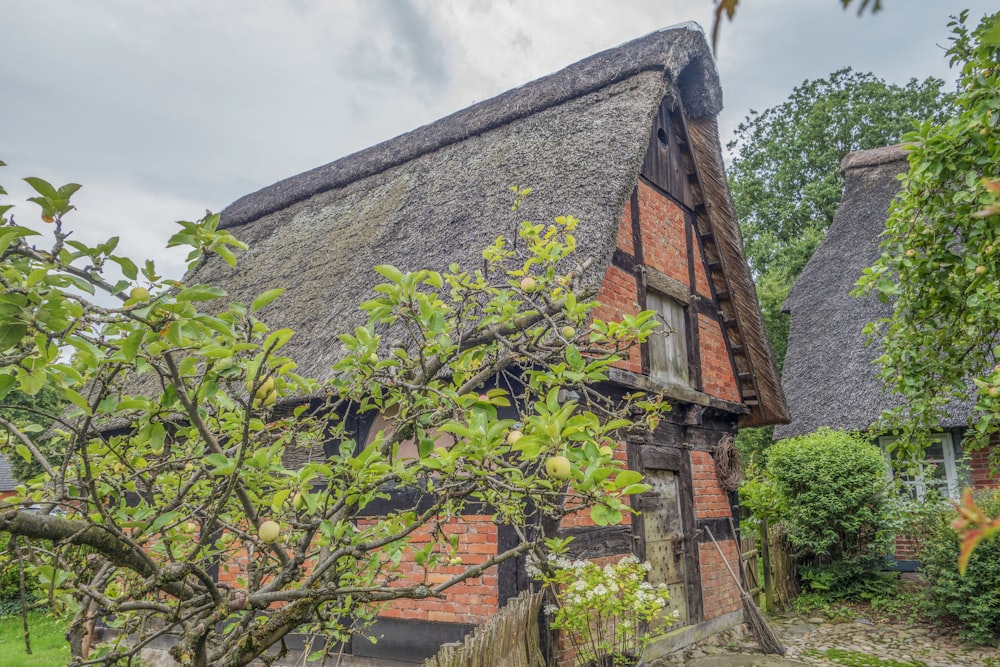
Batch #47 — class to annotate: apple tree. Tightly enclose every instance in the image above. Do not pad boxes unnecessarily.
[0,171,666,666]
[856,11,1000,456]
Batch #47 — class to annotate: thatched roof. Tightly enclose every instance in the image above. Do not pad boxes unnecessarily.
[196,23,784,426]
[775,145,972,439]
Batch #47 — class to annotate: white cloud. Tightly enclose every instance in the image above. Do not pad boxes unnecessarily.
[3,0,996,282]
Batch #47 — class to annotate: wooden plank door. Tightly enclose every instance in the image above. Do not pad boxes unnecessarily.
[641,468,688,626]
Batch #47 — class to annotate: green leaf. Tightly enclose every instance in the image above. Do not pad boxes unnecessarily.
[271,489,291,513]
[590,504,623,526]
[0,374,17,400]
[121,329,144,362]
[614,470,643,489]
[251,288,285,313]
[177,285,226,301]
[111,256,139,280]
[23,176,57,199]
[565,344,584,371]
[0,321,27,351]
[375,265,404,284]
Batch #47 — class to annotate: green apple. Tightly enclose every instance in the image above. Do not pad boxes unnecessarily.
[561,326,576,339]
[248,376,275,403]
[506,430,524,446]
[129,287,150,301]
[293,492,307,511]
[258,520,281,544]
[545,455,572,480]
[520,276,537,292]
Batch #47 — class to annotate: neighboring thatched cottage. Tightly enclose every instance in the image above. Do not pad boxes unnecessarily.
[206,24,788,663]
[776,145,997,557]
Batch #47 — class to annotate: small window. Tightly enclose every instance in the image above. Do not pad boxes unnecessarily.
[879,432,968,501]
[646,290,688,386]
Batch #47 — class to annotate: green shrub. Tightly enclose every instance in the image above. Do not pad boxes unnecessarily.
[766,428,898,599]
[0,534,36,617]
[917,489,1000,645]
[0,533,21,601]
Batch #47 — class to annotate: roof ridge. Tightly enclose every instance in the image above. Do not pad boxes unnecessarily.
[840,144,908,174]
[219,24,720,230]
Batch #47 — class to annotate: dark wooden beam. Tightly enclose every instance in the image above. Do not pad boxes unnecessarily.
[560,525,634,559]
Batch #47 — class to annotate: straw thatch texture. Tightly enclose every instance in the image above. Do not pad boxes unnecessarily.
[686,117,788,426]
[196,72,664,382]
[183,23,785,426]
[220,24,721,230]
[775,145,974,439]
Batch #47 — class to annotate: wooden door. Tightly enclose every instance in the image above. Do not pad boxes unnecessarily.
[641,468,688,625]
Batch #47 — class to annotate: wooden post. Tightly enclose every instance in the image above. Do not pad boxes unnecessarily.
[759,517,775,613]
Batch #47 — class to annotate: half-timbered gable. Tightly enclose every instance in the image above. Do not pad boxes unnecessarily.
[199,23,788,664]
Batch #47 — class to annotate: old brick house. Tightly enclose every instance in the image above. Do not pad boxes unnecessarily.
[202,24,788,663]
[776,145,998,565]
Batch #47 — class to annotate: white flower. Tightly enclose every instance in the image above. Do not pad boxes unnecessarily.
[544,604,558,616]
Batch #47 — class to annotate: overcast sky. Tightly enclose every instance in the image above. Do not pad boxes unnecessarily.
[2,1,995,280]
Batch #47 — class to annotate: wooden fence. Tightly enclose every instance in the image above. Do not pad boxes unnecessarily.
[739,519,798,612]
[422,590,546,667]
[738,532,762,601]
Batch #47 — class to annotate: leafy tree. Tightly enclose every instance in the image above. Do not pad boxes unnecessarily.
[0,386,66,480]
[857,11,1000,456]
[729,69,952,459]
[728,68,953,284]
[728,69,952,375]
[855,10,1000,567]
[0,172,666,666]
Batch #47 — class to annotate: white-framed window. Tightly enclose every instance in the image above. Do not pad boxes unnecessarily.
[646,290,688,386]
[878,432,968,501]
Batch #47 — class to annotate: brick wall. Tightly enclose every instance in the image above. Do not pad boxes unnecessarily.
[592,264,642,374]
[970,438,999,488]
[218,516,500,625]
[690,451,731,520]
[633,183,690,286]
[691,449,742,619]
[698,315,740,403]
[698,540,742,620]
[368,516,500,624]
[596,180,742,407]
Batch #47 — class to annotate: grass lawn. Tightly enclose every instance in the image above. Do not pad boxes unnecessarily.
[0,611,71,666]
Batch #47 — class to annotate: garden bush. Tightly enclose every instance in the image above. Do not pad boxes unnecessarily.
[916,489,1000,645]
[765,428,898,599]
[0,533,37,617]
